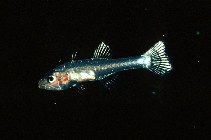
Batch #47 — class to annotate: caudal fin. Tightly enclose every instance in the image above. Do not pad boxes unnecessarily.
[143,41,172,75]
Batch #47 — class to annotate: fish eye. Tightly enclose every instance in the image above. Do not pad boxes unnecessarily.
[47,76,56,83]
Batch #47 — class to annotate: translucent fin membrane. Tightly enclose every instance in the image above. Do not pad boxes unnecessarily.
[144,41,172,75]
[93,42,111,58]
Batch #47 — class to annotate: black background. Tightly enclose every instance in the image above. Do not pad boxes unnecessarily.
[2,0,210,139]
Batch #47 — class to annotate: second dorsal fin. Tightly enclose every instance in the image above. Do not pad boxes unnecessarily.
[93,42,112,58]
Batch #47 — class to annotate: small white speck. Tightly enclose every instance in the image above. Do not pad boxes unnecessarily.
[197,60,200,63]
[162,34,165,37]
[196,31,200,35]
[54,102,57,105]
[152,91,156,94]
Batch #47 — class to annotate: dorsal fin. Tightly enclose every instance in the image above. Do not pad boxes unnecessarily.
[93,42,112,58]
[71,52,78,62]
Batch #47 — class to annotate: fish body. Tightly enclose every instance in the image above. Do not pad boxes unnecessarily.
[38,41,172,91]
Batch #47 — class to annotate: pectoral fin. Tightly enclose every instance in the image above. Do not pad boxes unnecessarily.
[100,74,119,90]
[76,84,85,93]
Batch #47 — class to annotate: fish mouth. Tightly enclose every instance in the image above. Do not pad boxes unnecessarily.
[38,84,56,90]
[38,80,61,90]
[38,84,46,89]
[38,79,50,89]
[38,82,47,89]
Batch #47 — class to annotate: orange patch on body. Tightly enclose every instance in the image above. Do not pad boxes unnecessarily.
[50,72,70,86]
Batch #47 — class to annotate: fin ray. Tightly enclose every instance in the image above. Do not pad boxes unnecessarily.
[71,52,78,62]
[100,74,119,90]
[93,42,112,58]
[75,84,85,93]
[143,41,172,75]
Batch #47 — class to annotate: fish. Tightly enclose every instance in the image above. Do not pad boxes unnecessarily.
[38,41,172,91]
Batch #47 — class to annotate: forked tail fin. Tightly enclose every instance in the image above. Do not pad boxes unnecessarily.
[143,41,172,75]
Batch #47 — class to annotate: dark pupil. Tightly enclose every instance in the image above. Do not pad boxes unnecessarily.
[48,76,54,82]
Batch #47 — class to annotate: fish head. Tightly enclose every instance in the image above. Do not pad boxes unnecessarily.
[38,70,73,90]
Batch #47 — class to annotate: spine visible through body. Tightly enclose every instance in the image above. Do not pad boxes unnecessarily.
[91,56,146,80]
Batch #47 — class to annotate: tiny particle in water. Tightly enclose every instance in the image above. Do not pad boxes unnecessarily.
[162,34,165,37]
[196,31,200,35]
[197,60,200,63]
[152,91,156,94]
[54,102,57,105]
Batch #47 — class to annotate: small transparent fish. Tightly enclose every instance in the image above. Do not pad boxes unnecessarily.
[38,41,172,92]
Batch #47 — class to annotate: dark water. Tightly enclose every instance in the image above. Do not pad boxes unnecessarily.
[2,1,210,139]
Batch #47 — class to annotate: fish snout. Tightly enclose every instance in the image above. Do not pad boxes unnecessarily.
[38,79,46,89]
